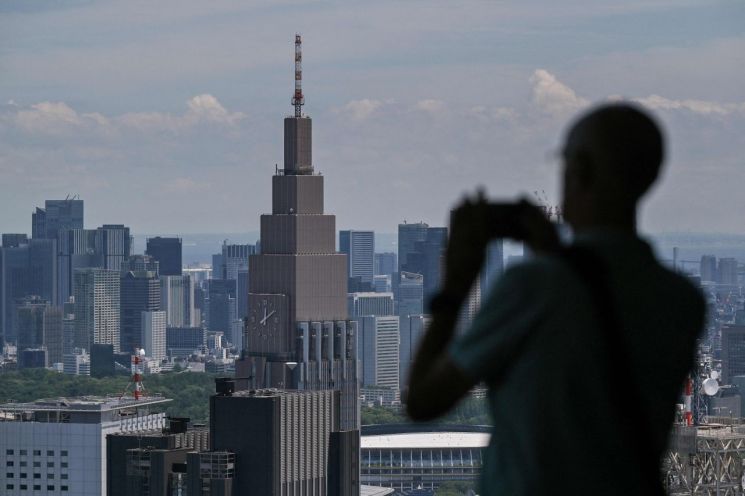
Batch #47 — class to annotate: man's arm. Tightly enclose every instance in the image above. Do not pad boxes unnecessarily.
[406,297,475,421]
[405,194,558,422]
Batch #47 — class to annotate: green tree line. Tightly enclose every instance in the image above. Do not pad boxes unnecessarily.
[1,369,492,426]
[0,369,216,422]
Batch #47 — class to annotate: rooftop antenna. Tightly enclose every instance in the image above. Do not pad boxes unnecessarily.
[119,348,147,401]
[291,34,304,118]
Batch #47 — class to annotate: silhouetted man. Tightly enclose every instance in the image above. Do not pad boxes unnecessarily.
[407,103,704,495]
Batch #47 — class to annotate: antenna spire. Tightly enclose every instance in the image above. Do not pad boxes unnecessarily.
[291,34,304,118]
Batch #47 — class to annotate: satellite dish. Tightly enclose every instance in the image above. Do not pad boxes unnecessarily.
[711,370,720,380]
[702,378,720,396]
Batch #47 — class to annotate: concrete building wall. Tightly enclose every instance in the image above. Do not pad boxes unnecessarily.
[260,214,336,254]
[272,175,324,215]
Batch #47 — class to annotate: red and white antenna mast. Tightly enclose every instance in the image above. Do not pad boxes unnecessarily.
[119,348,146,401]
[291,34,305,118]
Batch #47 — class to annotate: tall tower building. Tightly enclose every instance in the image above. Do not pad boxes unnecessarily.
[160,275,198,328]
[238,35,359,495]
[397,223,447,308]
[340,230,375,286]
[32,198,84,240]
[73,268,121,352]
[96,224,132,271]
[120,270,161,354]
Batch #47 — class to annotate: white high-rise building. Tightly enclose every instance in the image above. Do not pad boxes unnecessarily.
[347,292,394,317]
[160,275,197,327]
[340,230,375,285]
[356,315,400,390]
[73,268,120,353]
[0,396,169,496]
[141,310,166,360]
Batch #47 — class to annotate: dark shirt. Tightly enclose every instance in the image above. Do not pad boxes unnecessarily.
[449,230,705,495]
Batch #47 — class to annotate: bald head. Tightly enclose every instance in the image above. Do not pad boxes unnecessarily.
[561,103,665,230]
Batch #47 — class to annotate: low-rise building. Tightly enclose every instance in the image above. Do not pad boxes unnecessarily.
[0,395,170,496]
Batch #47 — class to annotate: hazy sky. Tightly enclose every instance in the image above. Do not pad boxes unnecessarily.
[1,1,743,235]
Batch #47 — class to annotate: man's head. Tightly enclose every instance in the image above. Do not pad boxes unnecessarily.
[560,103,664,230]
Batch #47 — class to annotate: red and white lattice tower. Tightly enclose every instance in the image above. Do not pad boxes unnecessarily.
[120,348,147,401]
[291,34,304,118]
[683,376,693,426]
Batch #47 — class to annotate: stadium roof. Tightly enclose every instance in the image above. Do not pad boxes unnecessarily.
[361,431,490,449]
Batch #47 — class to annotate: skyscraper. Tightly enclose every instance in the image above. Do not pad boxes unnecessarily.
[32,198,84,240]
[15,296,64,365]
[398,222,429,274]
[238,35,359,494]
[141,310,166,360]
[213,242,256,322]
[160,275,198,328]
[0,239,58,345]
[340,230,375,285]
[57,228,102,305]
[399,314,432,391]
[356,315,400,390]
[718,258,738,286]
[73,268,121,352]
[206,278,236,333]
[374,252,396,277]
[397,271,423,317]
[347,292,395,318]
[210,386,354,495]
[120,270,161,354]
[700,255,717,282]
[397,223,447,308]
[16,295,49,351]
[146,237,182,276]
[0,244,30,345]
[96,224,132,271]
[121,254,160,274]
[1,233,28,248]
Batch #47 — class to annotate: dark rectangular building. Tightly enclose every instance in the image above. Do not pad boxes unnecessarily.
[146,237,183,276]
[108,418,210,496]
[210,387,356,496]
[120,270,161,354]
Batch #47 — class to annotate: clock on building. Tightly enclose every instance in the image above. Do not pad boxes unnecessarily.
[248,294,288,350]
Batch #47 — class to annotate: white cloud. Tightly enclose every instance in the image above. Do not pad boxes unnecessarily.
[185,94,245,124]
[634,94,745,115]
[8,94,245,135]
[414,99,445,114]
[529,69,589,116]
[15,102,81,132]
[340,99,383,120]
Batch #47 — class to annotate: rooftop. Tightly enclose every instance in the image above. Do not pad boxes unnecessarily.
[361,431,490,450]
[360,486,396,496]
[0,394,171,413]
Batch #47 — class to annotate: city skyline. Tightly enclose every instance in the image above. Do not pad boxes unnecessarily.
[1,1,743,235]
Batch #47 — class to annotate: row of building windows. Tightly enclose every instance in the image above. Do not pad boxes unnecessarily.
[5,484,69,491]
[5,450,68,457]
[6,461,69,468]
[5,473,69,479]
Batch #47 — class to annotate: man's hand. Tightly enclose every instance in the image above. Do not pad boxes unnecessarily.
[442,190,494,302]
[443,193,560,303]
[513,198,561,254]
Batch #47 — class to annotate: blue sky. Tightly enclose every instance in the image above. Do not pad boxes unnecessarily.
[1,0,743,234]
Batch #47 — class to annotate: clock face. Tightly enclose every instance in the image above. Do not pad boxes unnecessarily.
[248,294,285,343]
